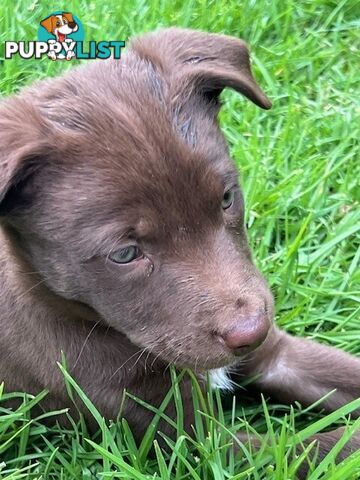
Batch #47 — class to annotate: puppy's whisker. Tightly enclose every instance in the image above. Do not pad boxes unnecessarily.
[150,346,171,369]
[16,278,49,301]
[144,345,156,372]
[107,348,147,382]
[73,321,101,370]
[132,346,150,370]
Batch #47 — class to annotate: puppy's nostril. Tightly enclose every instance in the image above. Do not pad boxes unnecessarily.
[220,312,269,353]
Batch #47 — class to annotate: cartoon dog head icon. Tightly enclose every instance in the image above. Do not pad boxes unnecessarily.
[40,12,78,42]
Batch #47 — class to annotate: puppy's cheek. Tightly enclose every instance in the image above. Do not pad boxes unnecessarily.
[75,257,155,325]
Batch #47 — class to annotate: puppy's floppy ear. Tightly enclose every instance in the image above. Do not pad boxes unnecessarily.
[130,28,271,109]
[0,98,48,216]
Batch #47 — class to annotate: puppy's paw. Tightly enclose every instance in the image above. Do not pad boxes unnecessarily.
[235,427,360,479]
[297,427,360,478]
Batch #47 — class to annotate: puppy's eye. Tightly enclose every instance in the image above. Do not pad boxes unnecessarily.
[109,246,142,264]
[56,21,61,27]
[222,189,235,209]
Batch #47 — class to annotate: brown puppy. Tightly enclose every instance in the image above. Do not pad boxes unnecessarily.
[0,28,359,472]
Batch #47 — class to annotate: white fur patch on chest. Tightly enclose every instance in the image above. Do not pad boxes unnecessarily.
[209,367,234,391]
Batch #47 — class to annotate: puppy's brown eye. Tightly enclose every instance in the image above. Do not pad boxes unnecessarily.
[222,189,235,209]
[56,21,61,27]
[109,246,142,264]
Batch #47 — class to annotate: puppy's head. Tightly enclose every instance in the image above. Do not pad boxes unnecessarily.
[0,28,273,370]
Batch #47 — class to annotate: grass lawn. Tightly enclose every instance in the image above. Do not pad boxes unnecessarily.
[0,0,359,478]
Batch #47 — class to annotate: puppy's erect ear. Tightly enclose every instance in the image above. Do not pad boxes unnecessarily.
[0,98,48,216]
[130,28,272,109]
[40,15,56,34]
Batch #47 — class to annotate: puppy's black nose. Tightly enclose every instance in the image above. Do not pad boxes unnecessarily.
[220,311,269,354]
[69,22,76,28]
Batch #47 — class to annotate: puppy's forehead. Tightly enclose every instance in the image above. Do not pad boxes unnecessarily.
[93,145,227,233]
[40,50,227,163]
[37,50,237,235]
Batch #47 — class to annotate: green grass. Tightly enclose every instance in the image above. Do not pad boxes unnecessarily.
[0,0,359,478]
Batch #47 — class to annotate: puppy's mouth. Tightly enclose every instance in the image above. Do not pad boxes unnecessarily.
[153,330,269,372]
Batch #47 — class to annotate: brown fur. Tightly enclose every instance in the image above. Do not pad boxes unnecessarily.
[0,28,359,476]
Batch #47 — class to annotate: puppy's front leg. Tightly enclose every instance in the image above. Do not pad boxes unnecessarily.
[234,328,360,477]
[238,326,360,413]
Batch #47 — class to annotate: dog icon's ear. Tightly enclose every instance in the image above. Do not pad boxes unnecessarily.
[40,15,55,34]
[62,12,75,23]
[131,28,271,110]
[0,98,48,216]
